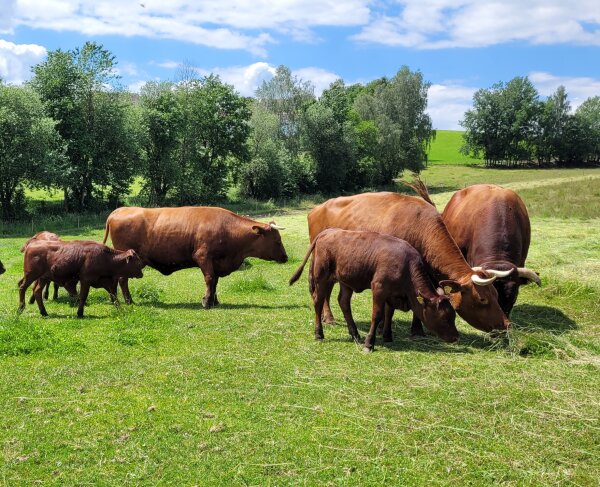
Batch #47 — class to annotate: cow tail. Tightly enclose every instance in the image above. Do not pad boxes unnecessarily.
[102,218,110,244]
[289,239,318,286]
[402,175,436,208]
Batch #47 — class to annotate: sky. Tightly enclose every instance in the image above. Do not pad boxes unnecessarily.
[1,0,599,129]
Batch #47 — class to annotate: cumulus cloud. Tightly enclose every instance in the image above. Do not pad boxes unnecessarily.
[353,0,600,49]
[0,38,46,84]
[529,71,600,109]
[161,61,339,97]
[427,83,477,130]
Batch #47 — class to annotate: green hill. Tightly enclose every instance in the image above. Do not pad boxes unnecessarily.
[427,130,483,165]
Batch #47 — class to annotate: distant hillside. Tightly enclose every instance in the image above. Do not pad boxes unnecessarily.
[427,130,483,165]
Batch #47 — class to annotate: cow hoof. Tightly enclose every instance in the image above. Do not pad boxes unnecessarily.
[362,346,374,353]
[315,335,324,341]
[41,311,48,317]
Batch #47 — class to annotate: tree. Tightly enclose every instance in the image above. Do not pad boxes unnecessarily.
[139,81,181,205]
[31,42,140,210]
[575,96,600,163]
[255,66,315,157]
[174,74,251,203]
[0,84,64,220]
[354,67,434,184]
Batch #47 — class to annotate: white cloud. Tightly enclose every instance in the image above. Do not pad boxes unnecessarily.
[529,71,600,109]
[427,83,477,130]
[161,61,339,97]
[353,0,600,49]
[8,0,371,56]
[0,38,46,84]
[127,80,146,93]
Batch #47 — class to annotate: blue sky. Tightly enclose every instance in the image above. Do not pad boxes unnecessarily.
[1,0,599,129]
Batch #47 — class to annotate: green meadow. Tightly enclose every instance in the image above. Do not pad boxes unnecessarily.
[427,130,483,165]
[1,166,599,485]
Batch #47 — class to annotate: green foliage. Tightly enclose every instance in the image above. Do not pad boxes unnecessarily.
[0,83,64,220]
[354,66,434,183]
[575,96,600,162]
[174,74,251,204]
[462,78,600,167]
[30,42,142,211]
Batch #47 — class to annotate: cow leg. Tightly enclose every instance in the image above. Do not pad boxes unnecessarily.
[103,279,119,306]
[212,276,220,306]
[77,282,91,318]
[337,284,361,342]
[321,288,335,324]
[312,283,328,341]
[28,280,39,305]
[53,282,59,300]
[19,275,38,313]
[118,277,134,305]
[33,278,49,317]
[364,284,386,352]
[193,252,218,309]
[43,282,50,300]
[382,304,394,343]
[411,314,426,338]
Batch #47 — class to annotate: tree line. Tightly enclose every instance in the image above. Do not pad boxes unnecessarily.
[0,42,434,220]
[461,77,600,167]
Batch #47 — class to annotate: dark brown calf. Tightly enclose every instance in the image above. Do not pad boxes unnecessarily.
[21,232,76,303]
[290,229,460,351]
[19,240,144,317]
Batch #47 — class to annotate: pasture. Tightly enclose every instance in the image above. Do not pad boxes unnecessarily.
[0,167,599,485]
[427,130,483,165]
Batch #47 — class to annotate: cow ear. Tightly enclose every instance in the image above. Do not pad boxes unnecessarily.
[252,225,266,235]
[439,280,462,295]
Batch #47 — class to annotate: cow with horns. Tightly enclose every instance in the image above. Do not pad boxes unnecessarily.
[103,206,288,308]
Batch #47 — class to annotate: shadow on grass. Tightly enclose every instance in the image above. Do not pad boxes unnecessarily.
[325,319,490,353]
[510,304,577,333]
[141,301,304,311]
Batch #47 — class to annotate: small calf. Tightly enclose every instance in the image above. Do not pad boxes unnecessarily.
[21,231,75,303]
[290,229,460,351]
[19,240,144,317]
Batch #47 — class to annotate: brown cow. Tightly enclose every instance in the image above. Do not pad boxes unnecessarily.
[0,260,5,275]
[19,240,144,317]
[103,206,288,308]
[308,192,511,334]
[290,229,460,351]
[441,184,541,316]
[21,231,75,303]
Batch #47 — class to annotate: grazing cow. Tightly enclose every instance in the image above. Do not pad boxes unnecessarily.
[0,260,5,275]
[440,184,541,316]
[308,192,511,335]
[21,231,75,303]
[103,206,288,308]
[19,240,144,317]
[290,229,460,351]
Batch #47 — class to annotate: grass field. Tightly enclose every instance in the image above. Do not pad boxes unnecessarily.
[1,167,599,485]
[427,130,483,165]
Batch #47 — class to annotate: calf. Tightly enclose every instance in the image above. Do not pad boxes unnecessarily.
[19,240,144,317]
[21,231,75,303]
[290,229,460,351]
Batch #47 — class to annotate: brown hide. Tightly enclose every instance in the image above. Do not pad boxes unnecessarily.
[18,240,144,317]
[103,206,288,307]
[21,231,64,302]
[442,184,535,315]
[308,192,509,332]
[291,229,459,347]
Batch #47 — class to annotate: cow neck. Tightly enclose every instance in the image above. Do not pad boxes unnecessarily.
[408,219,473,282]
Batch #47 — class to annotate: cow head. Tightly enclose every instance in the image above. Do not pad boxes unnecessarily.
[251,222,288,263]
[0,260,5,275]
[440,271,510,332]
[416,287,459,343]
[121,249,145,278]
[472,262,541,316]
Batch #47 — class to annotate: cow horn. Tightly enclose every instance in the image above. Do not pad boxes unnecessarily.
[471,273,496,286]
[269,223,285,230]
[517,267,542,286]
[472,266,514,279]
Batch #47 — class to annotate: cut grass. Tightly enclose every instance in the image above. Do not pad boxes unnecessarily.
[0,167,599,485]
